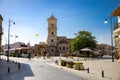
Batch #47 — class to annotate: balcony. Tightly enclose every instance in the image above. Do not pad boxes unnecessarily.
[113,23,120,35]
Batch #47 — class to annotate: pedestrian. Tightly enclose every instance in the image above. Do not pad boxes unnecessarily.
[28,53,31,60]
[115,53,119,60]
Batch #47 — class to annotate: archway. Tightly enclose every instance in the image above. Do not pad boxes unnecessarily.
[37,46,46,58]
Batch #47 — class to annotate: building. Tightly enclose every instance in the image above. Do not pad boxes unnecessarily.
[3,42,33,57]
[4,42,27,52]
[4,42,27,49]
[97,44,113,55]
[35,15,72,56]
[112,5,120,56]
[0,15,3,52]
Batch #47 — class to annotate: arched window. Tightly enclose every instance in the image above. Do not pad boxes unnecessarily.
[51,49,54,52]
[66,47,68,50]
[60,47,61,50]
[51,32,54,35]
[63,47,65,50]
[51,39,54,42]
[51,24,54,28]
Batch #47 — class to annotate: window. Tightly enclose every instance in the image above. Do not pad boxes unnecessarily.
[51,32,54,35]
[60,47,61,50]
[52,24,54,26]
[63,47,65,50]
[66,47,68,50]
[51,39,53,42]
[51,24,54,28]
[51,49,54,52]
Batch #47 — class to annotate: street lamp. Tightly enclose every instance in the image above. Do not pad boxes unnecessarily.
[7,18,15,62]
[104,17,114,62]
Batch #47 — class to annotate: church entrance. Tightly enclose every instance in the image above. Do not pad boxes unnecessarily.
[37,46,46,58]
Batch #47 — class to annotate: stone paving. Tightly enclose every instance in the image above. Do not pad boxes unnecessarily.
[0,57,25,80]
[0,56,120,80]
[49,57,120,80]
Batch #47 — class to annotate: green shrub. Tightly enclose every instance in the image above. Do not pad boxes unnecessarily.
[10,52,14,56]
[11,52,19,57]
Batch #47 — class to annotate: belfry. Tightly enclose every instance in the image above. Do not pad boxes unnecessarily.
[35,15,72,56]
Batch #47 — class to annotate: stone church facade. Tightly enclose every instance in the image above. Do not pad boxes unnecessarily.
[35,15,72,56]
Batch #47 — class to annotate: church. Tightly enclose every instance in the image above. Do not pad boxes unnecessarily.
[35,15,72,56]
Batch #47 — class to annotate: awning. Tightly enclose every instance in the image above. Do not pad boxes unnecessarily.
[80,48,92,52]
[93,51,101,55]
[15,47,30,50]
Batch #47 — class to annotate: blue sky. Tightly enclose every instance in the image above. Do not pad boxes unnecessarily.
[0,0,120,46]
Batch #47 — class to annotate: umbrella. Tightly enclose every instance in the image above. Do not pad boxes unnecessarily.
[80,48,92,52]
[93,51,101,55]
[16,47,30,50]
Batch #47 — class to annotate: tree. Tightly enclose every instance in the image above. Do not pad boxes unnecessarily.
[70,31,97,51]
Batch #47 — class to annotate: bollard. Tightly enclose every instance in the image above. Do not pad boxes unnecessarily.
[14,61,15,63]
[55,60,58,65]
[8,67,10,73]
[56,60,58,65]
[87,67,89,73]
[15,61,17,64]
[102,70,104,77]
[18,62,21,70]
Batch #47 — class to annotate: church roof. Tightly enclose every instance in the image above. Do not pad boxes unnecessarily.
[57,36,66,39]
[48,15,57,20]
[111,5,120,16]
[67,38,73,42]
[58,39,69,44]
[0,15,3,20]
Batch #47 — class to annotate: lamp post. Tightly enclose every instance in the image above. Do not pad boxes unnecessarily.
[7,18,15,62]
[104,17,114,62]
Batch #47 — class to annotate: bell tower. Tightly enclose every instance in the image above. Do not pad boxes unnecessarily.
[47,15,57,46]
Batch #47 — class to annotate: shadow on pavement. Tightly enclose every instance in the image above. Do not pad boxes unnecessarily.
[104,76,112,80]
[0,59,34,80]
